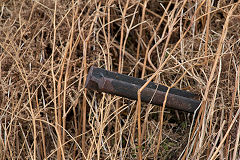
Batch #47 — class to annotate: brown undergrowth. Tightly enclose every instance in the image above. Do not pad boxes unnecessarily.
[0,0,240,159]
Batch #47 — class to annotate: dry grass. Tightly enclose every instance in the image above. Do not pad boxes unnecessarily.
[1,0,240,159]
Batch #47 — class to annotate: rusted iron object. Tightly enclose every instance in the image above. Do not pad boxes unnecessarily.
[85,66,200,113]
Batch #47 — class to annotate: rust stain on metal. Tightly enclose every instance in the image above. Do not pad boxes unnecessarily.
[85,66,200,113]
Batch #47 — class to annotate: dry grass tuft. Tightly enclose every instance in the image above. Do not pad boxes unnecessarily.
[1,0,240,159]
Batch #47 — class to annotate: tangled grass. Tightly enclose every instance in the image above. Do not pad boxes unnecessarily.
[0,0,240,159]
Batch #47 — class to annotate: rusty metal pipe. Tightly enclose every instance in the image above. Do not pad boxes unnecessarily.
[85,66,200,113]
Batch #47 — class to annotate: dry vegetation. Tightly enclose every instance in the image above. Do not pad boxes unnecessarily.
[1,0,240,159]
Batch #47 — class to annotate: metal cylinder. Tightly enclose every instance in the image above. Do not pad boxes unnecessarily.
[85,66,200,113]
